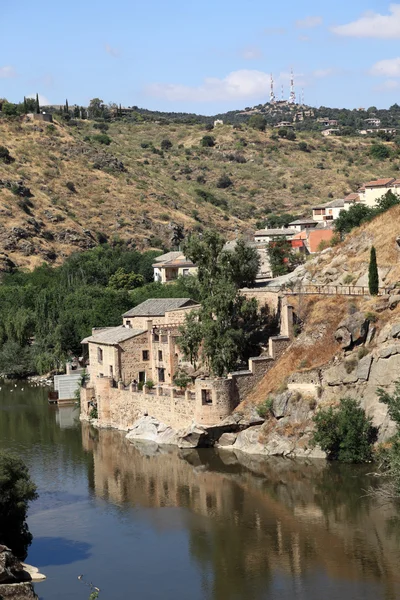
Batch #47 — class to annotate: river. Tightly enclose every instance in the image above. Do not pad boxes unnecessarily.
[1,382,400,600]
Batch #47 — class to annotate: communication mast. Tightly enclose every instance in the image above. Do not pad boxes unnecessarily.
[289,68,296,104]
[270,74,276,104]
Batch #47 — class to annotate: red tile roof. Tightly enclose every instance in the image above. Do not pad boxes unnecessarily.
[364,178,395,188]
[307,229,334,253]
[344,193,360,202]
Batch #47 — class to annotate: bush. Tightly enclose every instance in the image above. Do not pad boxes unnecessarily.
[93,122,109,131]
[93,134,111,145]
[0,145,14,163]
[66,181,76,193]
[311,398,377,462]
[0,451,38,559]
[216,174,233,189]
[370,143,391,160]
[201,135,215,147]
[285,130,297,141]
[298,141,309,152]
[89,406,98,419]
[161,139,173,151]
[257,398,273,418]
[173,371,191,390]
[145,379,154,389]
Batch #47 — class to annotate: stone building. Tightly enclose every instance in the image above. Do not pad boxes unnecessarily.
[82,298,200,386]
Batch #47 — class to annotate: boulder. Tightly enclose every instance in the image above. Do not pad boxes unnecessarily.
[369,354,400,386]
[389,295,400,310]
[391,324,400,338]
[177,424,210,448]
[379,345,400,359]
[218,433,238,447]
[335,312,369,349]
[0,582,38,599]
[126,416,178,445]
[272,391,291,419]
[0,546,24,584]
[357,354,373,381]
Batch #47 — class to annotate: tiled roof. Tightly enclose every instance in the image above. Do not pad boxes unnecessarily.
[308,230,334,253]
[313,199,345,209]
[364,178,395,188]
[254,228,297,236]
[288,219,317,225]
[154,251,183,263]
[344,193,360,202]
[81,326,146,345]
[123,298,198,318]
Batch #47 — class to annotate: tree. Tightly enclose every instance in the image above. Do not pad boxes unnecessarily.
[178,232,262,376]
[0,451,38,559]
[334,204,375,235]
[35,93,40,114]
[201,135,215,147]
[65,99,69,113]
[88,98,105,119]
[377,190,400,212]
[173,370,192,390]
[370,143,390,160]
[311,398,377,463]
[107,268,145,291]
[161,139,173,151]
[216,174,233,189]
[267,238,293,277]
[285,130,297,141]
[368,246,379,295]
[0,146,14,163]
[171,224,185,249]
[92,133,111,145]
[248,114,266,131]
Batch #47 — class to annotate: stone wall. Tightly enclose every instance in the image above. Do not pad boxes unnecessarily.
[241,288,281,311]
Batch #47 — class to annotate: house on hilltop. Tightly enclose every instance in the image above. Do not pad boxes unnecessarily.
[153,252,197,283]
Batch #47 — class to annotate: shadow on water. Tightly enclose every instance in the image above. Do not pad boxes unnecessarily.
[28,537,92,567]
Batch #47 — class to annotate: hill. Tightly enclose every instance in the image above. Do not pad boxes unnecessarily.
[0,113,398,269]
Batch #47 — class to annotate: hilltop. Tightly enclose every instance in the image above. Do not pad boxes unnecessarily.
[0,113,399,269]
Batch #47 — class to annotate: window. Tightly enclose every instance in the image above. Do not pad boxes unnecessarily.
[154,333,160,342]
[126,320,131,328]
[158,350,163,361]
[201,389,212,405]
[182,268,189,276]
[142,350,149,361]
[139,371,146,383]
[97,347,103,364]
[161,335,168,344]
[158,368,165,383]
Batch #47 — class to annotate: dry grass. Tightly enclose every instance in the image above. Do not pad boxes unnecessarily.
[0,115,397,268]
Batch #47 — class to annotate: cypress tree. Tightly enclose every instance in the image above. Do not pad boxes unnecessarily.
[65,99,69,113]
[35,93,40,114]
[23,97,27,114]
[368,246,379,295]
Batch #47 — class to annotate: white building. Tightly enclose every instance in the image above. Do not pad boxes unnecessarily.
[153,252,197,284]
[288,218,318,232]
[254,228,297,243]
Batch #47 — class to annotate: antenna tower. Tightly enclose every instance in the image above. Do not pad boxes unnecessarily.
[281,84,284,101]
[270,74,276,104]
[289,68,296,104]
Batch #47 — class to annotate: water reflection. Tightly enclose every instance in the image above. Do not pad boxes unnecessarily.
[84,425,400,600]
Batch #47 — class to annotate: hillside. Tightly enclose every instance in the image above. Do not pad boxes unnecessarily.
[0,114,398,269]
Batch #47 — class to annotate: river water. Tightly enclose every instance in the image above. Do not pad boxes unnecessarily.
[1,383,400,600]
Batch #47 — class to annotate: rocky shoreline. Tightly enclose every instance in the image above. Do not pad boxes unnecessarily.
[0,545,45,600]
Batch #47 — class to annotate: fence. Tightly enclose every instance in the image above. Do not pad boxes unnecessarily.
[258,284,392,297]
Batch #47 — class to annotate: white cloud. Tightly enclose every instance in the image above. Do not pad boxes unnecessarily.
[146,70,272,102]
[296,16,322,29]
[332,4,400,38]
[0,66,16,78]
[27,93,50,106]
[105,43,119,57]
[374,79,400,91]
[312,68,336,78]
[370,57,400,77]
[240,46,263,60]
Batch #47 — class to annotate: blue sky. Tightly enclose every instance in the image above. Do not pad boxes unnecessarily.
[3,1,400,113]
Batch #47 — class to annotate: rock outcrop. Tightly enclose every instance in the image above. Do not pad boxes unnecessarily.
[0,546,41,600]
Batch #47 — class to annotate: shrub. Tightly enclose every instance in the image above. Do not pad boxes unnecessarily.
[311,397,377,462]
[216,174,233,189]
[298,141,309,152]
[370,143,391,160]
[173,371,191,390]
[161,139,173,151]
[201,135,215,147]
[89,406,98,419]
[0,145,14,163]
[344,357,358,373]
[93,122,109,131]
[286,130,297,141]
[257,398,273,418]
[343,274,354,284]
[93,133,111,145]
[249,114,267,131]
[204,123,214,131]
[46,124,56,134]
[196,174,206,184]
[140,142,151,149]
[0,451,38,559]
[66,181,76,193]
[365,311,378,323]
[145,379,154,390]
[358,347,370,359]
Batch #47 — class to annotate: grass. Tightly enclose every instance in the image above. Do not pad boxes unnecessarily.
[0,115,399,269]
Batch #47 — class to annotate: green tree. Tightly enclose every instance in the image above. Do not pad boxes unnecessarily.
[311,398,377,463]
[88,98,105,119]
[92,133,111,145]
[370,143,390,160]
[161,139,173,151]
[267,238,293,277]
[216,174,233,189]
[0,451,38,559]
[179,232,262,376]
[35,93,40,114]
[248,114,267,131]
[368,246,379,295]
[107,268,145,291]
[334,203,375,235]
[201,135,215,147]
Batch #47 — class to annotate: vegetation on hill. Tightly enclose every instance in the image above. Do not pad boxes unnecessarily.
[1,104,400,269]
[0,244,196,377]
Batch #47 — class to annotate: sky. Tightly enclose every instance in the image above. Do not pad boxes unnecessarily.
[3,1,400,114]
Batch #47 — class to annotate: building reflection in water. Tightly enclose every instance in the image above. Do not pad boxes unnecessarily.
[82,424,400,600]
